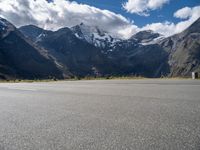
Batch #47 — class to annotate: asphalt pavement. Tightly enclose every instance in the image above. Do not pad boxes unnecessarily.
[0,79,200,150]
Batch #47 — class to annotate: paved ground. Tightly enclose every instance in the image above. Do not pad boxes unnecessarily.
[0,79,200,150]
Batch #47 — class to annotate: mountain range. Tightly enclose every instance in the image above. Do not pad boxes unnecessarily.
[0,17,200,79]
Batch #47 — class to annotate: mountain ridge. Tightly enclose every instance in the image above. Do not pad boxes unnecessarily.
[0,17,199,79]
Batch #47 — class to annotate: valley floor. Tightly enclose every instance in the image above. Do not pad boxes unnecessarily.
[0,79,200,150]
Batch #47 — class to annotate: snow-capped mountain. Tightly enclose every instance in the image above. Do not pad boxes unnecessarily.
[71,23,120,48]
[4,16,198,79]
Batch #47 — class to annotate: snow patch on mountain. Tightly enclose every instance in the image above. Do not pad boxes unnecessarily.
[140,35,165,45]
[71,23,121,48]
[35,33,47,42]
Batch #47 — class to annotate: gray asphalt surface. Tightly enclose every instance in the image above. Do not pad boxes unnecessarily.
[0,79,200,150]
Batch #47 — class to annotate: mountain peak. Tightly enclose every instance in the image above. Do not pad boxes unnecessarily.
[19,24,53,42]
[80,22,84,26]
[139,30,154,34]
[71,23,119,48]
[130,30,162,45]
[0,17,11,26]
[19,24,45,32]
[0,17,15,38]
[131,30,160,39]
[185,17,200,33]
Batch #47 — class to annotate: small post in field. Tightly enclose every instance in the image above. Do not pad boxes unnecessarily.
[192,72,198,79]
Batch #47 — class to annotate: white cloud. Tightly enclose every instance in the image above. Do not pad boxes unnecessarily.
[123,0,169,16]
[174,7,192,19]
[142,21,175,36]
[142,6,200,36]
[0,0,138,39]
[0,0,199,39]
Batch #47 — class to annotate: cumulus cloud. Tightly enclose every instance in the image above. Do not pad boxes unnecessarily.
[142,6,200,36]
[174,7,193,19]
[0,0,199,39]
[0,0,138,39]
[123,0,169,16]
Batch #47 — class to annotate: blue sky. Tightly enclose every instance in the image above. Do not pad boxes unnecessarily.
[74,0,200,27]
[0,0,200,38]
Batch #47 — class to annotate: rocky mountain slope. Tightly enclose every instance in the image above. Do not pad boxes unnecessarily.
[37,27,118,77]
[0,18,65,79]
[159,17,200,77]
